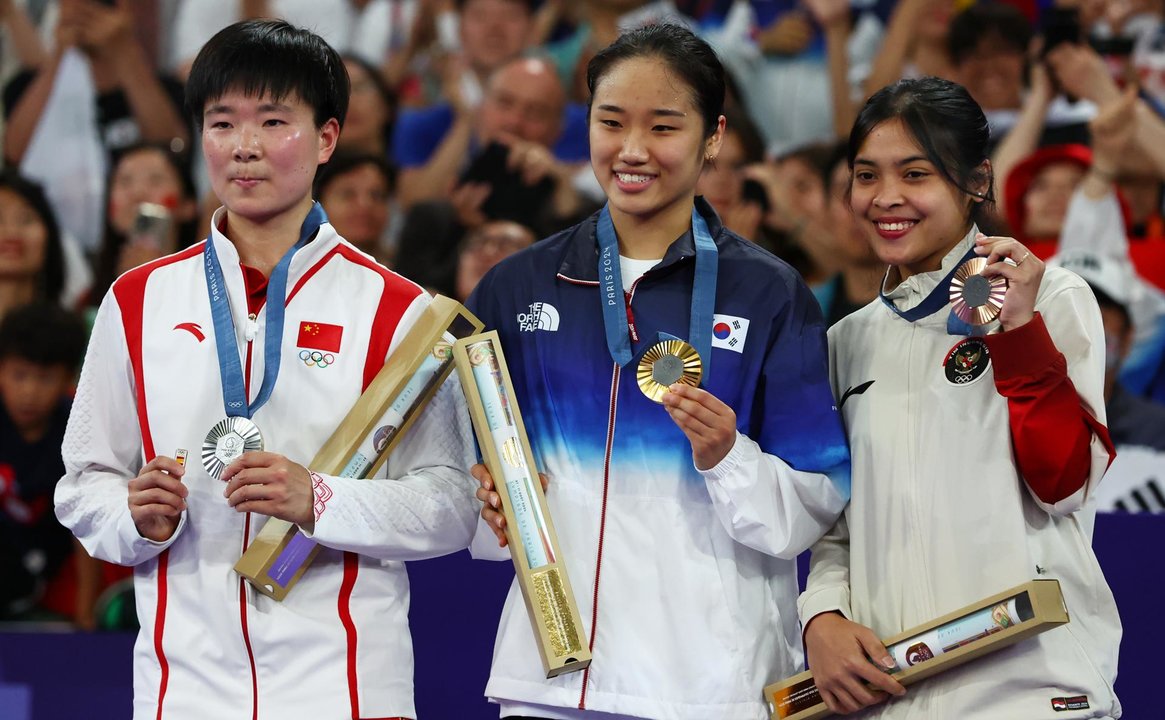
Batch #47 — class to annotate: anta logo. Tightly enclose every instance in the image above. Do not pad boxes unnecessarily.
[174,322,205,342]
[517,302,560,332]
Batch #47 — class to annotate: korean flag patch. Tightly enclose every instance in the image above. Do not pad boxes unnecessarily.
[711,314,749,353]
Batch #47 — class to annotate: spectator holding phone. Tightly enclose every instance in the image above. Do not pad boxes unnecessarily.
[3,0,189,165]
[395,55,589,223]
[87,143,199,308]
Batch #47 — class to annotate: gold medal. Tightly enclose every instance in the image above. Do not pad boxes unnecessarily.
[949,257,1007,326]
[637,340,702,403]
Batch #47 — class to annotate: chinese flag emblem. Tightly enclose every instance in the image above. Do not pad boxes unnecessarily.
[297,321,343,353]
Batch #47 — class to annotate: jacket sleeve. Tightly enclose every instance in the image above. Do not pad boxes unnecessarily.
[798,513,853,625]
[306,293,479,560]
[699,275,851,559]
[55,292,188,565]
[984,279,1115,515]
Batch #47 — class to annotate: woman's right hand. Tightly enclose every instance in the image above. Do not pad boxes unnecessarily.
[804,612,906,714]
[472,464,549,548]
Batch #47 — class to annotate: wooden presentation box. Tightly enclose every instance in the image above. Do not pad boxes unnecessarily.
[235,296,483,600]
[765,579,1070,720]
[453,330,591,678]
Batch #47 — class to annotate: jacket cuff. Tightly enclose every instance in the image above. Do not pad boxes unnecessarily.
[798,585,852,626]
[984,312,1060,382]
[118,505,186,550]
[697,431,752,485]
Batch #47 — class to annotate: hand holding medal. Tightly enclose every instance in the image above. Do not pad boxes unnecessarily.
[971,233,1045,332]
[662,383,738,471]
[221,452,315,528]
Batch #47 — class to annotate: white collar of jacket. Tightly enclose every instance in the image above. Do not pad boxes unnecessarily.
[880,225,979,312]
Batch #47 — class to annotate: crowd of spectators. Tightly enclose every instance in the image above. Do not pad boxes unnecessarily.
[1,0,1163,627]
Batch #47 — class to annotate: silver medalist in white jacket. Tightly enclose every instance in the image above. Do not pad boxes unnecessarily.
[56,215,477,720]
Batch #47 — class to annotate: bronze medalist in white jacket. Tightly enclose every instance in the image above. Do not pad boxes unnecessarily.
[802,231,1122,719]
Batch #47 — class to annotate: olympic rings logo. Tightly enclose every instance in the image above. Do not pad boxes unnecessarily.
[299,349,335,368]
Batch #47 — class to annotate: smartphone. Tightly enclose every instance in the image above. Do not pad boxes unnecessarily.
[742,178,771,213]
[459,142,554,226]
[460,142,511,185]
[130,203,172,252]
[1041,7,1082,56]
[1091,36,1136,58]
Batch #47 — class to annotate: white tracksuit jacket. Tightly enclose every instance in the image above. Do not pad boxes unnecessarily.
[800,232,1122,719]
[55,213,478,720]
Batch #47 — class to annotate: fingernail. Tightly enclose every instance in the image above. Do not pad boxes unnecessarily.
[495,517,504,528]
[881,657,896,669]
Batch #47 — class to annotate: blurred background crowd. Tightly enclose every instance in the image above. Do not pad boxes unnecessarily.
[1,0,1164,633]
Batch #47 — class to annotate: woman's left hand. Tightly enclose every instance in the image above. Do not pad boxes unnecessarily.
[662,384,737,471]
[974,233,1044,331]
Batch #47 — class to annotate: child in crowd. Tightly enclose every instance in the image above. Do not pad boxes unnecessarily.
[0,302,86,622]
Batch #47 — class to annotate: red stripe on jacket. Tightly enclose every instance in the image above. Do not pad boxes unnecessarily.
[286,244,420,716]
[112,241,205,719]
[985,312,1117,505]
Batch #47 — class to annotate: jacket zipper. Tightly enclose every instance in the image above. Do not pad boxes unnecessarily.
[578,363,620,709]
[240,312,259,720]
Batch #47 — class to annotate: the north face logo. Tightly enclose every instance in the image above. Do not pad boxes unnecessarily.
[517,302,560,332]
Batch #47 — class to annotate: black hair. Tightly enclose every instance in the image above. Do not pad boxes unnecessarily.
[185,19,350,130]
[948,2,1032,67]
[0,169,64,304]
[90,143,200,306]
[1090,284,1133,330]
[0,302,86,372]
[586,23,726,138]
[849,77,994,224]
[313,151,396,198]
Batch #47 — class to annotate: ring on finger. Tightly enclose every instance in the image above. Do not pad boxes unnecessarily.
[1016,251,1030,267]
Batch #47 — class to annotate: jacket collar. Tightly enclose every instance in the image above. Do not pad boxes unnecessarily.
[557,196,725,283]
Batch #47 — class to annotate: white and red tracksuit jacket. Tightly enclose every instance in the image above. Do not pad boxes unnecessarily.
[55,211,478,720]
[801,230,1123,719]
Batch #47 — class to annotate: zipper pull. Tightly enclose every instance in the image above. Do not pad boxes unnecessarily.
[244,313,258,342]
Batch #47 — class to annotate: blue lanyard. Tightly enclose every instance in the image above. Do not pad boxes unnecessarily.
[877,244,982,335]
[204,203,328,418]
[596,203,718,373]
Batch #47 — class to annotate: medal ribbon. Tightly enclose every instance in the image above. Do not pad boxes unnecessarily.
[204,202,328,418]
[878,244,983,335]
[597,203,718,374]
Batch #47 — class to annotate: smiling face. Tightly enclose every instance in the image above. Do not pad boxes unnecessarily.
[202,89,339,227]
[850,118,980,279]
[0,188,48,282]
[589,56,723,234]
